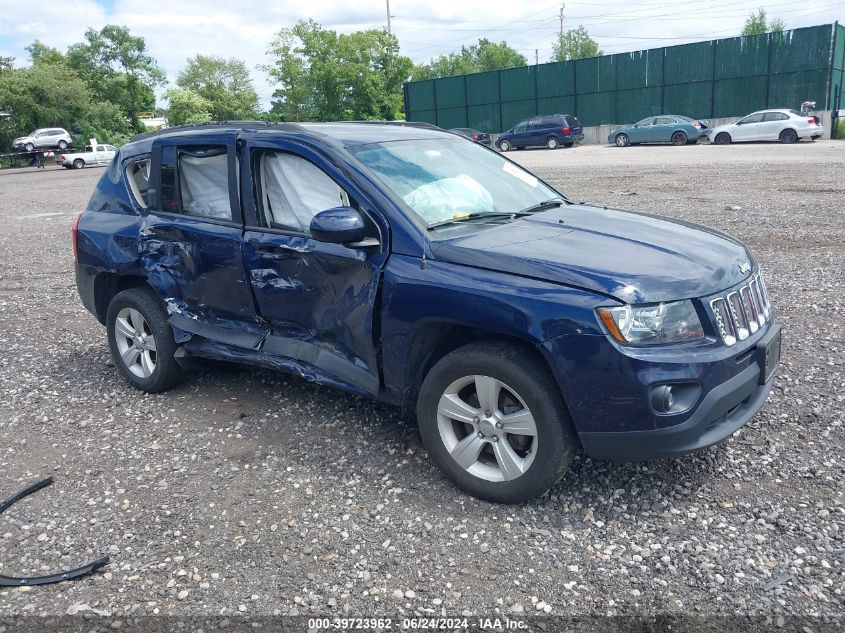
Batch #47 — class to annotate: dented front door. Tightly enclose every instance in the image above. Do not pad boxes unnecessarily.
[142,134,264,348]
[240,140,388,395]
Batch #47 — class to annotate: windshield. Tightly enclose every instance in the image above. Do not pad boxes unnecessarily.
[348,138,561,228]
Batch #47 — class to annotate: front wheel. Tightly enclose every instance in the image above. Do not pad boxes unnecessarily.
[546,136,559,149]
[671,131,688,146]
[498,140,511,152]
[25,143,35,152]
[714,132,731,145]
[779,128,798,144]
[106,287,186,393]
[416,342,577,504]
[615,133,630,147]
[57,140,68,149]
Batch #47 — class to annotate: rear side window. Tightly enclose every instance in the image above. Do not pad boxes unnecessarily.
[126,159,151,209]
[160,145,233,221]
[763,112,788,122]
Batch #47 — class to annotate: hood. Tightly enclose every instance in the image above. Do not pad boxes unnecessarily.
[708,122,737,134]
[429,205,753,303]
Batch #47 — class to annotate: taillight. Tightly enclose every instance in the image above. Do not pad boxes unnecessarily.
[471,134,478,141]
[692,120,702,128]
[562,127,570,134]
[809,117,818,124]
[60,155,66,161]
[72,213,81,259]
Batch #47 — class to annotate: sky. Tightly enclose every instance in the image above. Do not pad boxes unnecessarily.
[0,0,842,107]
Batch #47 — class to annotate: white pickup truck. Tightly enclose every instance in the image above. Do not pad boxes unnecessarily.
[58,143,118,169]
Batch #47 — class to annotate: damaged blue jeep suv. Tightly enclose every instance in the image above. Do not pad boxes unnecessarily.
[74,121,780,503]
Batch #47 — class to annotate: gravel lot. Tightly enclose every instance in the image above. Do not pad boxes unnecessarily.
[0,142,843,627]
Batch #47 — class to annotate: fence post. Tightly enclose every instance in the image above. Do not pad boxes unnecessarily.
[765,32,773,108]
[710,39,717,119]
[826,22,839,112]
[433,79,439,128]
[573,61,578,120]
[660,47,666,113]
[497,70,503,133]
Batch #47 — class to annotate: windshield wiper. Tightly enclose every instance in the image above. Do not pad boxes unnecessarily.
[516,197,568,215]
[427,212,519,229]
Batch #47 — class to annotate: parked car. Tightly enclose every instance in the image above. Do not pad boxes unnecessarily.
[708,109,824,144]
[74,121,780,503]
[13,128,73,152]
[608,115,708,147]
[497,114,584,151]
[58,144,118,169]
[449,128,493,147]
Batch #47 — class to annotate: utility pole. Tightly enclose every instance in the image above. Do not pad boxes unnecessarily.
[386,0,392,35]
[559,3,565,38]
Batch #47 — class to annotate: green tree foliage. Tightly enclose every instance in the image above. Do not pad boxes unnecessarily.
[66,25,165,130]
[0,56,14,74]
[165,88,212,125]
[412,38,527,80]
[262,20,413,121]
[26,41,65,66]
[552,26,602,62]
[0,64,92,148]
[176,55,259,121]
[742,9,785,36]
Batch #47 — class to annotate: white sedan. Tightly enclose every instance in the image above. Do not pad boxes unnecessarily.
[708,109,824,145]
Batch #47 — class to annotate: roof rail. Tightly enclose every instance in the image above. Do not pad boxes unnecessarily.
[128,120,305,143]
[338,120,442,131]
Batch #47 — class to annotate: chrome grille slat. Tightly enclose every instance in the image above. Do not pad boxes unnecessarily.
[709,272,771,346]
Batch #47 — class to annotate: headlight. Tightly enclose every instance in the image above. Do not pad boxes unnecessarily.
[597,300,704,345]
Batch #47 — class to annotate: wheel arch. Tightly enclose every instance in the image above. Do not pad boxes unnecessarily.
[399,322,560,418]
[93,272,156,325]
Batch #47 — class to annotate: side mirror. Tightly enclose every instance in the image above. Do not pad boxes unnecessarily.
[310,206,366,245]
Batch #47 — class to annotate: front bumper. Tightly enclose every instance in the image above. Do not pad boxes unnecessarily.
[578,322,780,461]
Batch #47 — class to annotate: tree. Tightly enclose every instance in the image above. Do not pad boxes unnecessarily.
[412,38,526,80]
[0,56,13,75]
[66,25,165,130]
[552,26,602,62]
[262,21,413,121]
[742,9,785,36]
[26,41,65,66]
[176,55,259,121]
[165,88,212,125]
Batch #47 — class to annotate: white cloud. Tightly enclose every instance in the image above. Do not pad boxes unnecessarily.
[0,0,841,108]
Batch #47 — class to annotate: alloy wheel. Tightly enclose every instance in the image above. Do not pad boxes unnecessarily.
[615,134,629,147]
[436,375,538,482]
[114,307,158,378]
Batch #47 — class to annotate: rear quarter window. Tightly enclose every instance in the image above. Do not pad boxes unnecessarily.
[126,158,151,209]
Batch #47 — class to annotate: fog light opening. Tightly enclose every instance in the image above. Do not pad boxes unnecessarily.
[652,385,674,413]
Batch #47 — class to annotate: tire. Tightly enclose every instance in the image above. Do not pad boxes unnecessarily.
[416,341,577,504]
[73,159,85,169]
[106,287,186,393]
[546,136,559,149]
[563,142,574,148]
[779,128,798,144]
[498,140,511,152]
[25,143,34,152]
[671,131,688,146]
[714,132,731,145]
[688,140,698,144]
[57,140,68,150]
[615,133,630,147]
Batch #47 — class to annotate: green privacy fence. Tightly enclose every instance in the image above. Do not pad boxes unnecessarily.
[404,23,842,132]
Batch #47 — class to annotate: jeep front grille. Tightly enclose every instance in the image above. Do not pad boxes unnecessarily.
[710,273,771,346]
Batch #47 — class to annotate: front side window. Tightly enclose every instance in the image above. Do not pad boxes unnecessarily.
[513,122,528,133]
[655,117,675,125]
[96,145,106,152]
[636,118,655,127]
[739,113,764,124]
[160,145,232,220]
[258,152,349,232]
[349,137,561,228]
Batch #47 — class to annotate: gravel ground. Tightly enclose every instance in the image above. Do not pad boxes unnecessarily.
[0,142,843,627]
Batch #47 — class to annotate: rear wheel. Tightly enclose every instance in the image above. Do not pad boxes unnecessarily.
[671,131,688,146]
[714,132,731,145]
[779,128,798,144]
[615,133,630,147]
[57,140,68,150]
[563,142,574,148]
[416,342,577,503]
[73,159,85,169]
[107,287,186,393]
[546,136,559,149]
[498,140,511,152]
